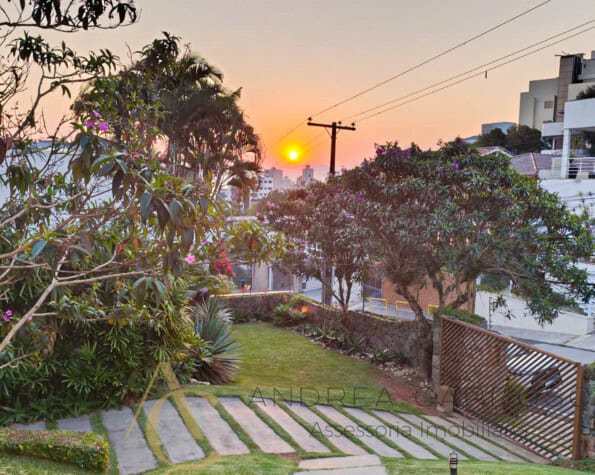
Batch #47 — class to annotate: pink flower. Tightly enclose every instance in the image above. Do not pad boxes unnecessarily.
[91,110,102,119]
[27,316,33,322]
[132,152,142,159]
[97,122,109,132]
[84,120,95,128]
[184,254,196,264]
[159,162,167,169]
[2,316,8,322]
[5,310,12,317]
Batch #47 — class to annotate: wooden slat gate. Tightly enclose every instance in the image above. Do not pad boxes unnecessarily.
[439,316,584,460]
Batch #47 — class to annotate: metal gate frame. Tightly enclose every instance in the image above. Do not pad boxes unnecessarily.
[439,316,584,460]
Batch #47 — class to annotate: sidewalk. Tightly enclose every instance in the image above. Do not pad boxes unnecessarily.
[492,325,595,364]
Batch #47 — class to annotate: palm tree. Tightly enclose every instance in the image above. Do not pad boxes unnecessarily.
[75,33,263,201]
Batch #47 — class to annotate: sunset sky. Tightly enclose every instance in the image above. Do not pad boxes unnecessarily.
[39,0,595,178]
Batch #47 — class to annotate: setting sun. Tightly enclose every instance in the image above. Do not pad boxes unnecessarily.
[288,150,299,161]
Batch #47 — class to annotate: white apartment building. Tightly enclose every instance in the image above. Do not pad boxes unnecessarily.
[520,52,595,132]
[519,52,595,179]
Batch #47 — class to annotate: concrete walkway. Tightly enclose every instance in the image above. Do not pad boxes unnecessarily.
[11,395,548,474]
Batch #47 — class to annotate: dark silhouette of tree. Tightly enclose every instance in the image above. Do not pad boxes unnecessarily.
[476,127,507,148]
[576,85,595,100]
[504,125,544,154]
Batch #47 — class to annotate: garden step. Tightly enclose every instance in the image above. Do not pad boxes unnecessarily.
[298,454,382,469]
[143,399,205,464]
[315,405,402,458]
[219,397,294,453]
[445,414,548,464]
[294,466,387,475]
[57,415,93,433]
[397,413,497,461]
[185,397,249,455]
[423,415,524,462]
[372,410,467,460]
[344,407,437,459]
[101,407,158,475]
[285,404,366,455]
[11,421,46,430]
[253,399,330,453]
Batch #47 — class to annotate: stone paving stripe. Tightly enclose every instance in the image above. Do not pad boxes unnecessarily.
[397,413,496,461]
[445,414,547,464]
[372,410,468,460]
[298,454,381,470]
[253,399,330,453]
[294,466,387,475]
[285,403,366,455]
[143,399,204,464]
[101,407,158,475]
[57,415,93,433]
[344,407,437,460]
[219,397,294,454]
[185,397,249,455]
[315,405,402,458]
[11,422,46,430]
[424,415,524,462]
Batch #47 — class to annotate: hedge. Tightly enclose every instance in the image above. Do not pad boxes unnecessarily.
[439,306,486,326]
[0,428,109,472]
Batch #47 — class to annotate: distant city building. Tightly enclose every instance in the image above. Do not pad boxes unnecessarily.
[248,167,296,203]
[301,165,314,186]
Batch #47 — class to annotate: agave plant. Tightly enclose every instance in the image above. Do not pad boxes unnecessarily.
[189,297,240,384]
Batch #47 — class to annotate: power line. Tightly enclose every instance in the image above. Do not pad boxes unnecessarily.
[309,0,552,118]
[343,20,595,122]
[356,25,595,124]
[273,0,552,144]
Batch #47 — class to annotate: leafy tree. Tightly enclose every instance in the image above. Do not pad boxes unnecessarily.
[476,128,507,148]
[576,85,595,100]
[504,125,544,154]
[0,30,251,374]
[259,183,369,312]
[226,219,286,291]
[341,139,594,376]
[74,33,262,205]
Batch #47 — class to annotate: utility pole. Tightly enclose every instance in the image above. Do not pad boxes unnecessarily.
[307,119,356,176]
[307,119,356,305]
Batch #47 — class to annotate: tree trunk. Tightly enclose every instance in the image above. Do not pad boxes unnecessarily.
[397,283,433,380]
[416,318,433,381]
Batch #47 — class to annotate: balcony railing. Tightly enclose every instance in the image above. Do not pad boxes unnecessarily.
[568,157,595,178]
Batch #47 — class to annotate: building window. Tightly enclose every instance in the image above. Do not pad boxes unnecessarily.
[544,100,554,109]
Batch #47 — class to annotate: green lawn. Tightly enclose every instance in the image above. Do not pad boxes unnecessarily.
[196,323,415,411]
[144,454,580,475]
[0,453,95,475]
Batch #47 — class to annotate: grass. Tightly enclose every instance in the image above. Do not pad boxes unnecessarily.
[0,453,96,475]
[145,453,296,474]
[89,411,118,475]
[196,323,416,411]
[142,454,580,475]
[384,459,578,474]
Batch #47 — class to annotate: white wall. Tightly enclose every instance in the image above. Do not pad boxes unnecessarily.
[475,291,593,336]
[563,97,595,130]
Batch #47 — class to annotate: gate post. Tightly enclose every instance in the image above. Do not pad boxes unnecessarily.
[431,317,443,392]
